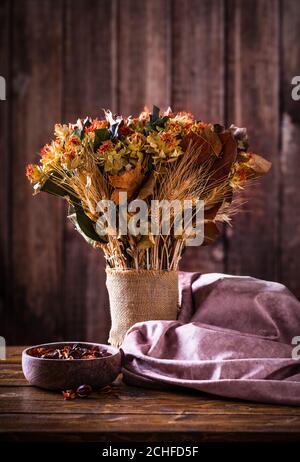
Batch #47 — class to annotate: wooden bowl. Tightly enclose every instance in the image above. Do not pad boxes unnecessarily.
[22,342,122,390]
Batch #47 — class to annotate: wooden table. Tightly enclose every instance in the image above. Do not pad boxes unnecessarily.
[1,347,300,442]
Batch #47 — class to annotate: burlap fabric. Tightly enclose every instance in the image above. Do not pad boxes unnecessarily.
[106,269,179,347]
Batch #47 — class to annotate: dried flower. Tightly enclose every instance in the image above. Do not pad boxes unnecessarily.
[26,106,271,271]
[25,164,44,185]
[98,140,114,156]
[62,389,76,400]
[85,118,108,134]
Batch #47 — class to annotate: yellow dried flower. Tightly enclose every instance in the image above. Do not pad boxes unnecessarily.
[54,123,73,142]
[147,131,182,159]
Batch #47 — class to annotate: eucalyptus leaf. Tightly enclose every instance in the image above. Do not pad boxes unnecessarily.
[41,178,67,197]
[41,172,80,205]
[150,105,160,124]
[144,105,169,135]
[68,210,98,247]
[94,128,110,151]
[80,117,92,139]
[75,205,107,243]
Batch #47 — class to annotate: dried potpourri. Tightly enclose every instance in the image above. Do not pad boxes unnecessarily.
[29,343,111,360]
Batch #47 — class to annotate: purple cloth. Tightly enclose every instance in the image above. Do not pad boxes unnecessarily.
[121,272,300,405]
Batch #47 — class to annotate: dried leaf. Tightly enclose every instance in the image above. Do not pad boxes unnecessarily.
[204,202,223,221]
[203,220,220,245]
[246,153,272,175]
[138,173,157,200]
[203,126,222,156]
[181,132,212,164]
[41,171,79,205]
[181,128,222,164]
[210,132,237,182]
[213,124,225,134]
[109,161,144,203]
[69,204,107,244]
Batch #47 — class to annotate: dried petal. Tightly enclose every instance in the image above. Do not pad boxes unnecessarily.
[62,389,76,400]
[245,152,272,175]
[203,126,222,156]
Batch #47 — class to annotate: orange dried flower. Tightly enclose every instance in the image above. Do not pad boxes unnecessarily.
[85,118,108,133]
[197,121,209,129]
[40,144,51,157]
[63,150,76,161]
[26,164,34,180]
[62,389,76,400]
[118,124,132,137]
[98,140,114,155]
[70,136,80,145]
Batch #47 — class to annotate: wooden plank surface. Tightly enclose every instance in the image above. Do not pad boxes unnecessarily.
[225,0,280,279]
[2,380,300,415]
[172,0,225,274]
[280,0,300,299]
[1,0,300,346]
[118,0,171,114]
[2,413,300,442]
[62,0,113,343]
[1,347,300,442]
[3,346,22,364]
[10,0,64,344]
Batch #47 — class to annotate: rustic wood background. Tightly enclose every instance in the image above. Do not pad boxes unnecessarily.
[1,0,300,345]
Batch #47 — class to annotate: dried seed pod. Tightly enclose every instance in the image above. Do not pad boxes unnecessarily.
[76,384,92,398]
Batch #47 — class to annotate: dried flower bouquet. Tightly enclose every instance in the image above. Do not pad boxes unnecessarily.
[26,106,271,345]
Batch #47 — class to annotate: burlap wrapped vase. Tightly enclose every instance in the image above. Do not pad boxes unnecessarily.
[106,269,179,347]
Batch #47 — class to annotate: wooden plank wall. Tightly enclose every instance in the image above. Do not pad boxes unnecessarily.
[1,0,300,344]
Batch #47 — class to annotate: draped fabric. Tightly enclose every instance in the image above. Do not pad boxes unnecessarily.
[122,273,300,405]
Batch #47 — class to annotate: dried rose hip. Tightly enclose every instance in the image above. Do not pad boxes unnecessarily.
[76,384,92,398]
[62,389,76,400]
